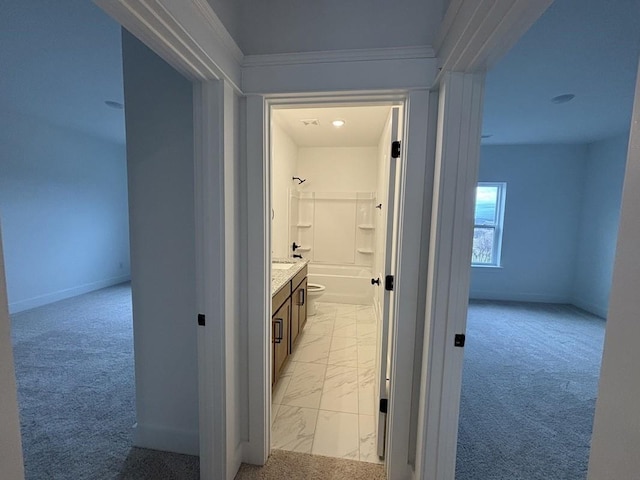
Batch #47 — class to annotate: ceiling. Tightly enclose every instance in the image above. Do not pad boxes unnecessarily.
[482,0,640,145]
[273,106,391,147]
[0,0,125,144]
[2,0,639,149]
[207,0,444,55]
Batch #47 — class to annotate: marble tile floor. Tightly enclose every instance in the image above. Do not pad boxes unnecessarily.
[271,302,384,464]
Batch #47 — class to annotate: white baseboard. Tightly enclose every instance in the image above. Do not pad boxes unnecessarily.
[572,297,608,319]
[9,275,131,314]
[132,422,199,456]
[468,290,570,304]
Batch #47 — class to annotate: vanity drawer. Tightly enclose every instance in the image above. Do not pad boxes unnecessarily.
[292,265,308,290]
[272,282,291,313]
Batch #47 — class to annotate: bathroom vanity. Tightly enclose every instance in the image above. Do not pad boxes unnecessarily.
[271,260,308,386]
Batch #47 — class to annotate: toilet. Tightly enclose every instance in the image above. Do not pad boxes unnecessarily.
[306,283,326,316]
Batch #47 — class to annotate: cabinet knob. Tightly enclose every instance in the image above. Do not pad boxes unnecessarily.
[371,278,380,286]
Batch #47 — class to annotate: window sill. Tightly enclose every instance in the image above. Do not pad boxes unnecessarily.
[471,264,503,269]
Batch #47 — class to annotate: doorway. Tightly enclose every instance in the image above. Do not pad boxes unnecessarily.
[268,102,403,464]
[455,0,640,477]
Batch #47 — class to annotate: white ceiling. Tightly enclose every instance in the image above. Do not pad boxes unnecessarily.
[0,0,125,144]
[482,0,640,145]
[207,0,444,55]
[273,106,391,147]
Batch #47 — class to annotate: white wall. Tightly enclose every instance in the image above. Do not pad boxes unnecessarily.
[587,61,640,480]
[0,224,24,479]
[469,144,587,303]
[469,140,628,316]
[270,121,298,258]
[297,147,378,192]
[122,30,199,455]
[572,133,629,317]
[0,109,130,313]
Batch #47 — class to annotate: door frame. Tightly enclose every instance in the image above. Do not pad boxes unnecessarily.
[245,90,434,479]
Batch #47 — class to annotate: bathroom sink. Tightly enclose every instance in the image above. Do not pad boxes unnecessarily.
[272,263,295,270]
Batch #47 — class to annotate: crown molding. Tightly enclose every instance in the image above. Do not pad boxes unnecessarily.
[243,45,436,68]
[434,0,552,77]
[94,0,243,91]
[192,0,244,64]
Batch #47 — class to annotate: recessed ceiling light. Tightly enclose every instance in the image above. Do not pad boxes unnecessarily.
[105,100,124,110]
[551,94,575,104]
[332,119,345,128]
[481,134,493,139]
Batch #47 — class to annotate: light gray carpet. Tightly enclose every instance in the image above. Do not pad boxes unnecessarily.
[456,301,606,480]
[236,449,386,479]
[11,283,199,479]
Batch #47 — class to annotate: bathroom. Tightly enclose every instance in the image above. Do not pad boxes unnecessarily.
[269,104,401,464]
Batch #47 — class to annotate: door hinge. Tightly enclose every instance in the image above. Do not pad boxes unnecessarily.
[454,333,466,347]
[379,398,388,414]
[198,314,206,326]
[385,275,394,291]
[391,140,401,158]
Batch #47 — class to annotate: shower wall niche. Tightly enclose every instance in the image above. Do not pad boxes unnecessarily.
[289,191,376,267]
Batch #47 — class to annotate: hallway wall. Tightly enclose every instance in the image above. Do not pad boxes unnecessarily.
[122,30,199,455]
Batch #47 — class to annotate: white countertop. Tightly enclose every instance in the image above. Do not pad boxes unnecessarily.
[271,258,308,295]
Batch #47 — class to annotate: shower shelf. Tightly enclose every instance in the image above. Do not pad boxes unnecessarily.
[357,249,374,254]
[358,224,375,230]
[296,223,312,228]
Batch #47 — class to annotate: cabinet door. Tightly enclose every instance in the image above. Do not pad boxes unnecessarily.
[272,299,290,385]
[298,279,308,332]
[291,288,300,351]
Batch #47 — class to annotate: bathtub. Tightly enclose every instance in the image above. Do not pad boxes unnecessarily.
[307,264,374,305]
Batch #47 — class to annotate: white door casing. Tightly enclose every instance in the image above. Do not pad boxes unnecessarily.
[415,71,485,480]
[376,107,400,457]
[194,79,245,480]
[243,92,435,480]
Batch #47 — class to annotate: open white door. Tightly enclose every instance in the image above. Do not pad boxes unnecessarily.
[376,107,401,457]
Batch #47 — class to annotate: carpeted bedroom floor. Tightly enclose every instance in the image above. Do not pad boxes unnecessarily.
[11,286,605,479]
[456,300,606,480]
[10,283,199,479]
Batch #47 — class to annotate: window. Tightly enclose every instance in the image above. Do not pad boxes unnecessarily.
[472,182,506,266]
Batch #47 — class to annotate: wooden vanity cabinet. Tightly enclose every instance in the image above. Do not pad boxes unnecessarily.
[272,293,290,386]
[271,265,308,386]
[272,282,291,385]
[290,278,308,350]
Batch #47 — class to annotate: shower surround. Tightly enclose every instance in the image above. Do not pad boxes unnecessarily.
[289,191,376,305]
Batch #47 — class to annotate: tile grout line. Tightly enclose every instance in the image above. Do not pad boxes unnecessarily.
[309,305,336,455]
[355,307,362,461]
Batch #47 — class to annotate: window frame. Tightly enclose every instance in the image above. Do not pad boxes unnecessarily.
[471,182,506,267]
